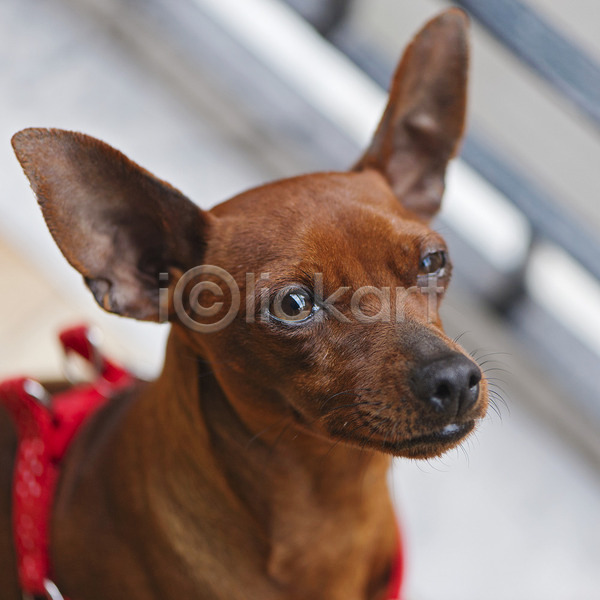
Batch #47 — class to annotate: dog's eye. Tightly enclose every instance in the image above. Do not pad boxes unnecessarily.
[270,288,316,323]
[419,251,447,275]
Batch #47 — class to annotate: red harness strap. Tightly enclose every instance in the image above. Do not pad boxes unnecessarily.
[0,326,133,599]
[1,326,404,600]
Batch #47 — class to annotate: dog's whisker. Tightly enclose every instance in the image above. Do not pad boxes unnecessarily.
[482,367,512,377]
[474,351,512,362]
[321,400,385,418]
[488,390,510,414]
[486,380,510,400]
[484,377,509,390]
[266,418,296,458]
[321,417,366,460]
[487,398,503,421]
[453,331,470,345]
[317,387,378,410]
[245,415,292,450]
[488,387,508,402]
[469,346,485,359]
[477,358,510,369]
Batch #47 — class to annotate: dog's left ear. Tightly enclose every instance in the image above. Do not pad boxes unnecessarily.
[12,128,211,321]
[354,9,469,221]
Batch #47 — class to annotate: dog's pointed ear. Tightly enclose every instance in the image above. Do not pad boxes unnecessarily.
[12,128,211,321]
[354,9,469,221]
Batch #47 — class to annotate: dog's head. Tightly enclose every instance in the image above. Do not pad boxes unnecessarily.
[12,9,487,459]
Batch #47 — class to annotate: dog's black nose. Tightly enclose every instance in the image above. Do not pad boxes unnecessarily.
[411,354,481,416]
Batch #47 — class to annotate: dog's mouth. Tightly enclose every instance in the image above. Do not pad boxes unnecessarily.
[378,420,476,458]
[328,418,477,459]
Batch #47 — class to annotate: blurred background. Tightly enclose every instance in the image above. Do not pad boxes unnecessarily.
[1,0,599,598]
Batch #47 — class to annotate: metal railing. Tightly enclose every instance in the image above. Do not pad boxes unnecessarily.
[454,0,600,130]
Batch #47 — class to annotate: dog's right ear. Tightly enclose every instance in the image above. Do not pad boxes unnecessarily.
[354,9,469,221]
[12,128,211,321]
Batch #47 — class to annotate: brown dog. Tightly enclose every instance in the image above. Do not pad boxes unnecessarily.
[1,8,487,600]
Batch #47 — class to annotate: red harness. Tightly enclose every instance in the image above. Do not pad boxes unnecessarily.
[0,326,133,599]
[0,326,403,600]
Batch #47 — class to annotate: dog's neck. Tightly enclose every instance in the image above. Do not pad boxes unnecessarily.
[133,328,396,596]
